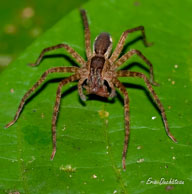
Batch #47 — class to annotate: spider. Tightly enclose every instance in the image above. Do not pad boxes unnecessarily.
[5,10,177,170]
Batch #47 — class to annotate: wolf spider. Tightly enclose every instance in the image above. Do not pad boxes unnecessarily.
[5,10,177,170]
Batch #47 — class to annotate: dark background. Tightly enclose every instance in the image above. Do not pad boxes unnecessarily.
[0,0,88,72]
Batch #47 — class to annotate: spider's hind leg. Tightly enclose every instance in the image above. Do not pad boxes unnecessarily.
[5,67,78,129]
[113,78,130,170]
[50,74,80,160]
[117,70,177,143]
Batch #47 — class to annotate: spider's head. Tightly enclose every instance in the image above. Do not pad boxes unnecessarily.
[85,55,110,98]
[84,82,109,98]
[93,32,112,58]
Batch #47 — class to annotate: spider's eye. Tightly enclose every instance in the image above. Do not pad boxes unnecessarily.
[94,32,112,56]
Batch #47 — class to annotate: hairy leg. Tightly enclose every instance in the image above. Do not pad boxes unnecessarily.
[5,66,78,128]
[117,70,177,143]
[29,44,86,67]
[113,78,130,170]
[78,78,87,101]
[114,49,158,85]
[105,79,116,98]
[80,9,92,59]
[50,74,80,160]
[110,26,152,63]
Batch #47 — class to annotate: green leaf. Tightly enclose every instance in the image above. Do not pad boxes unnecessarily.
[0,0,192,193]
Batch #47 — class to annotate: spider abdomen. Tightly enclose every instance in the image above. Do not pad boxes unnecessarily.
[94,32,112,58]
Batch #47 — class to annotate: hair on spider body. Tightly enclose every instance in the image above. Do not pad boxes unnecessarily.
[84,32,113,98]
[5,9,177,170]
[93,32,112,57]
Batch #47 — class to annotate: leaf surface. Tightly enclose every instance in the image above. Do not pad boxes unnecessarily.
[0,0,192,193]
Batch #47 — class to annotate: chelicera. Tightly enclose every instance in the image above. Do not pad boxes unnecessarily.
[5,10,177,170]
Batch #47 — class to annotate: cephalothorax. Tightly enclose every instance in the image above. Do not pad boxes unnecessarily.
[5,10,177,170]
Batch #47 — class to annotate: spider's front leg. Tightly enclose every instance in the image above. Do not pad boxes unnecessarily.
[5,66,78,128]
[110,26,152,64]
[117,70,177,143]
[29,43,86,67]
[51,74,80,160]
[80,9,92,59]
[114,49,158,86]
[113,78,130,170]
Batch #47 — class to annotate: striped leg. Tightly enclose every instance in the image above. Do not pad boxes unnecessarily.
[110,26,152,64]
[114,78,130,170]
[80,9,92,59]
[29,44,86,66]
[116,70,177,143]
[114,49,158,85]
[50,74,80,160]
[78,78,87,101]
[5,67,78,128]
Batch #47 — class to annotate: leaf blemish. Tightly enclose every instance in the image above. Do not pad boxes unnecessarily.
[8,191,20,194]
[137,145,142,150]
[172,156,176,160]
[11,159,18,163]
[10,88,14,93]
[62,125,66,131]
[92,174,97,179]
[60,164,76,172]
[28,156,35,164]
[166,185,174,191]
[98,110,109,118]
[137,158,144,163]
[41,113,45,119]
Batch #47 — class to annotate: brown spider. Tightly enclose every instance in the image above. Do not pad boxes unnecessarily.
[5,10,177,170]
